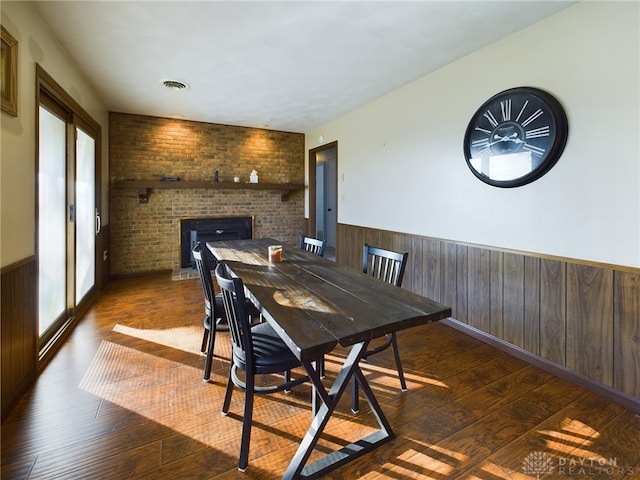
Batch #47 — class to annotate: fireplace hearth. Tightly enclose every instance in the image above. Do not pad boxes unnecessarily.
[180,216,253,268]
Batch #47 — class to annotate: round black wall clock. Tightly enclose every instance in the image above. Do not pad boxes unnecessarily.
[463,87,568,188]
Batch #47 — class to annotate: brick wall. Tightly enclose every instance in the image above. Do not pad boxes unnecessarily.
[109,113,305,275]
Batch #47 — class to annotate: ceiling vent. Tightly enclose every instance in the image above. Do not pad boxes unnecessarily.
[163,80,189,90]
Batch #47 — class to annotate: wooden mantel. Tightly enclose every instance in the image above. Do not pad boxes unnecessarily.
[112,180,305,203]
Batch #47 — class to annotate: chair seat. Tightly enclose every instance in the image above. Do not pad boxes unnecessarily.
[233,322,301,372]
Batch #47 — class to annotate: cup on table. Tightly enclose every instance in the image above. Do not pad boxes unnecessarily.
[268,245,283,263]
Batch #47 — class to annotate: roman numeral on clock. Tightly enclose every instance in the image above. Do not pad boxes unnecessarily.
[501,99,511,121]
[483,110,499,128]
[521,108,544,127]
[523,143,546,156]
[475,126,491,135]
[471,138,490,148]
[471,138,491,157]
[526,126,550,138]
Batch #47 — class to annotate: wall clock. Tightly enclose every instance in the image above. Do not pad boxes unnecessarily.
[463,87,568,188]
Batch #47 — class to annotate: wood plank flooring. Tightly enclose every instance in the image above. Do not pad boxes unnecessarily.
[2,273,639,479]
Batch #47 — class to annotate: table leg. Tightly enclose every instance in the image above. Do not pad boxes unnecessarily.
[283,341,395,480]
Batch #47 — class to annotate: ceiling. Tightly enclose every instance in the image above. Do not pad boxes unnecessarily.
[32,1,575,133]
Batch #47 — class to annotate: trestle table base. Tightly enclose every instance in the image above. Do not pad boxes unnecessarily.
[283,341,395,480]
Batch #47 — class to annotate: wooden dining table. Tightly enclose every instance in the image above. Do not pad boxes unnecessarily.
[207,238,451,479]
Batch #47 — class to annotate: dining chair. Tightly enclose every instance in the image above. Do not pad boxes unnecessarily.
[215,262,310,472]
[300,235,328,377]
[352,243,409,413]
[192,242,224,381]
[192,242,259,381]
[300,235,326,257]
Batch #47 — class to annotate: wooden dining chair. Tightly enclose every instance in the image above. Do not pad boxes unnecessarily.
[300,235,328,376]
[352,243,409,413]
[215,262,310,472]
[300,235,326,257]
[192,242,259,381]
[192,242,224,381]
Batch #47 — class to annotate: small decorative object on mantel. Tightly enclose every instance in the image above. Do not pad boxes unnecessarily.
[249,170,258,183]
[463,86,568,188]
[1,25,18,117]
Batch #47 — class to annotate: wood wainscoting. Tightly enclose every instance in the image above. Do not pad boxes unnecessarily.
[2,222,109,421]
[1,256,37,420]
[336,223,640,409]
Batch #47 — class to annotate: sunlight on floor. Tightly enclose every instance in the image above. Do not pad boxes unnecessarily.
[112,323,205,355]
[79,339,251,452]
[379,441,467,478]
[322,352,449,390]
[538,417,599,454]
[390,447,456,477]
[74,320,453,476]
[77,334,384,464]
[420,443,468,463]
[474,461,533,479]
[559,417,600,438]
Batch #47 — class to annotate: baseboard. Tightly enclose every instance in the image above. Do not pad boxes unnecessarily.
[441,318,640,415]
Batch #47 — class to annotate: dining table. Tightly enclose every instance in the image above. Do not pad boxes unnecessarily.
[207,238,452,479]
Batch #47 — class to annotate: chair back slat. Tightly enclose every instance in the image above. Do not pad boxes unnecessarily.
[193,243,216,316]
[362,244,408,287]
[300,235,326,257]
[215,263,254,366]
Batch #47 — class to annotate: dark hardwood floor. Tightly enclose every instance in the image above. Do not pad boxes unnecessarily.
[2,273,639,479]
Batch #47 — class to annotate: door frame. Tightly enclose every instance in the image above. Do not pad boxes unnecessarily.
[308,141,338,249]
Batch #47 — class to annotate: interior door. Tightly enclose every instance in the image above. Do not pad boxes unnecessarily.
[309,142,337,259]
[38,94,99,351]
[315,162,326,239]
[324,156,337,250]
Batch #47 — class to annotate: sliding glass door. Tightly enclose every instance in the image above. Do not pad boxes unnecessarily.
[38,85,100,352]
[75,125,96,303]
[38,103,67,337]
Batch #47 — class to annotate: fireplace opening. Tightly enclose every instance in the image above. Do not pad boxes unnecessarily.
[180,216,253,268]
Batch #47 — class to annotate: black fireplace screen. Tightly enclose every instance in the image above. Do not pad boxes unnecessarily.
[180,216,253,268]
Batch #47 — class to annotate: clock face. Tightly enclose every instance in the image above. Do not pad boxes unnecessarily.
[463,87,568,188]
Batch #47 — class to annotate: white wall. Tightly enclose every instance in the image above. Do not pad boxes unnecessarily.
[305,1,640,268]
[0,2,109,267]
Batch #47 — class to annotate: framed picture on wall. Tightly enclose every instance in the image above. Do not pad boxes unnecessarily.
[1,25,18,117]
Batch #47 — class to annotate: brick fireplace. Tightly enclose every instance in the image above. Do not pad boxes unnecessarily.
[109,113,305,276]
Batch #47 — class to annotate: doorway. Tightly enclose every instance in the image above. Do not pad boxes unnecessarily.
[37,67,102,360]
[309,142,337,260]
